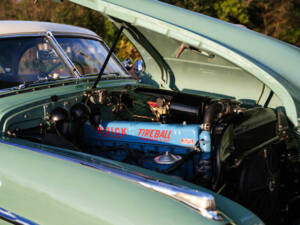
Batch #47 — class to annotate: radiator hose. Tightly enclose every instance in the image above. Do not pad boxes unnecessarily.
[202,101,231,131]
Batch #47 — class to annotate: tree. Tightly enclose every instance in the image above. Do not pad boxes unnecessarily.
[213,0,250,25]
[161,0,300,47]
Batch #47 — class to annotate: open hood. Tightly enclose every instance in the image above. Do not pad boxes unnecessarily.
[66,0,300,127]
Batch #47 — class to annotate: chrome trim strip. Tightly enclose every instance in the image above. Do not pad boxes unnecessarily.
[0,33,45,39]
[46,31,81,78]
[0,207,38,225]
[0,33,100,41]
[52,32,103,42]
[0,140,221,221]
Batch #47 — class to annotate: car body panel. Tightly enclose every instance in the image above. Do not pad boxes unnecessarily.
[0,2,297,223]
[68,0,300,127]
[0,69,264,224]
[0,78,137,135]
[0,136,263,225]
[0,20,98,37]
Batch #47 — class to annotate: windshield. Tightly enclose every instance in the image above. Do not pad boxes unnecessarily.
[0,36,73,90]
[56,37,127,76]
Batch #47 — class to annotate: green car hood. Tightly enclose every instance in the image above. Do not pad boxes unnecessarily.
[0,138,264,225]
[67,0,300,127]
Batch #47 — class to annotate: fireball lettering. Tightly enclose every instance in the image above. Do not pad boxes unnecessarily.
[149,129,154,138]
[138,129,144,136]
[159,130,166,138]
[154,130,160,138]
[145,129,150,137]
[98,126,171,141]
[167,130,171,139]
[138,128,171,141]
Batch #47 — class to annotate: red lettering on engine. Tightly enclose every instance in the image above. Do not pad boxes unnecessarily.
[167,130,171,139]
[154,130,160,138]
[98,126,103,134]
[149,129,154,138]
[181,138,194,145]
[144,129,150,137]
[138,129,144,136]
[121,128,127,135]
[138,128,171,142]
[159,130,166,138]
[97,126,127,138]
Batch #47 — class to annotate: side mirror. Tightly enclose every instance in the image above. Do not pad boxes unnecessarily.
[134,59,145,74]
[127,59,145,81]
[122,58,132,70]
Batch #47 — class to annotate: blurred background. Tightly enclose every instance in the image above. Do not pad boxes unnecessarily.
[1,0,299,62]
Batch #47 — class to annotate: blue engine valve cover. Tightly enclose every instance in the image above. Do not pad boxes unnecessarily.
[84,121,202,154]
[84,121,211,178]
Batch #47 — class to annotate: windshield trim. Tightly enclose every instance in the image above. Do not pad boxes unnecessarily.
[0,33,45,39]
[46,31,81,78]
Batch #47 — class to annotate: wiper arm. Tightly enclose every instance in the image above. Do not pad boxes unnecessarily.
[93,25,124,89]
[18,77,71,89]
[102,72,120,76]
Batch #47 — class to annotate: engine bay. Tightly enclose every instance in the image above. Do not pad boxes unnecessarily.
[5,85,300,224]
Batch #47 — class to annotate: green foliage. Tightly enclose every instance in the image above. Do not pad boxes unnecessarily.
[213,0,250,25]
[160,0,300,47]
[103,19,117,47]
[162,0,216,15]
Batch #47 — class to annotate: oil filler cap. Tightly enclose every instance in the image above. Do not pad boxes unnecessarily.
[154,152,182,164]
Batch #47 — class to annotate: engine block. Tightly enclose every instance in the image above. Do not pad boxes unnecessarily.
[84,121,211,178]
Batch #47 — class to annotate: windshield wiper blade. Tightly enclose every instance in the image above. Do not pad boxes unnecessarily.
[93,25,124,89]
[102,72,120,76]
[18,77,71,89]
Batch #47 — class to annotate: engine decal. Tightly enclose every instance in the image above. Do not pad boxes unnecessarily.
[85,121,206,153]
[138,129,171,142]
[98,126,127,138]
[180,138,194,145]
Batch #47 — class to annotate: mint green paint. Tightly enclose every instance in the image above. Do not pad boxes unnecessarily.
[0,137,264,225]
[0,78,137,134]
[67,0,300,126]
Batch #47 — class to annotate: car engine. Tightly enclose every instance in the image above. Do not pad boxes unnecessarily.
[10,86,300,225]
[82,87,239,187]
